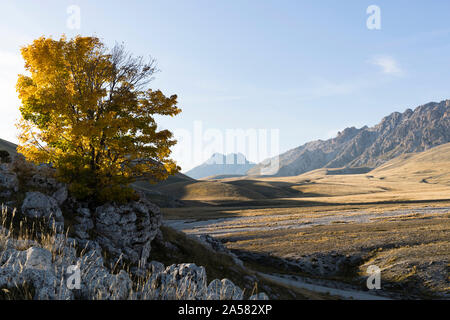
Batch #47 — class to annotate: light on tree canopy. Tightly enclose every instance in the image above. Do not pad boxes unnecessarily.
[16,35,181,202]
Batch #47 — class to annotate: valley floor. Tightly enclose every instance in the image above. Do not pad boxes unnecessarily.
[163,201,450,299]
[157,145,450,299]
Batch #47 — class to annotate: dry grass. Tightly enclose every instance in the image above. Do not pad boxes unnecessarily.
[138,144,450,209]
[210,213,450,297]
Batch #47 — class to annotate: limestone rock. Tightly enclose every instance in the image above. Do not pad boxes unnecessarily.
[72,208,94,240]
[142,263,207,300]
[0,165,19,197]
[0,247,73,300]
[21,192,64,232]
[24,247,53,270]
[77,248,133,300]
[52,186,68,206]
[93,197,161,267]
[249,292,269,300]
[21,192,62,220]
[207,278,243,300]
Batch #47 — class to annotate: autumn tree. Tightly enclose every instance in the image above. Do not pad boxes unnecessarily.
[16,36,181,202]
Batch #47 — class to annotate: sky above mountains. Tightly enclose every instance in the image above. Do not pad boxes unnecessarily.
[1,0,450,171]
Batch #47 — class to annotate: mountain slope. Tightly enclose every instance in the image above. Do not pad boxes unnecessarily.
[0,138,18,156]
[370,142,450,185]
[249,100,450,177]
[185,153,255,179]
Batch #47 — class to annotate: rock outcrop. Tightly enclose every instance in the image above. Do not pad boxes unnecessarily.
[0,163,19,198]
[142,263,208,300]
[0,231,263,300]
[0,158,266,300]
[21,191,64,232]
[93,197,162,268]
[207,278,244,300]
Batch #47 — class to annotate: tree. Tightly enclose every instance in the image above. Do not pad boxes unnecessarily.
[16,36,181,202]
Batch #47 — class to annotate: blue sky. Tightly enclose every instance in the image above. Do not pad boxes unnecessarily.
[1,0,450,171]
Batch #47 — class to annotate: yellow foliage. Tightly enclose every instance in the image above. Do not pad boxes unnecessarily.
[16,35,181,202]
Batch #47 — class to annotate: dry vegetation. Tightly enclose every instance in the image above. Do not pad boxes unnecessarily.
[164,204,450,298]
[146,143,450,206]
[160,144,450,299]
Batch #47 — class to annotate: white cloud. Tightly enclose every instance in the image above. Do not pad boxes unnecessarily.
[369,55,403,76]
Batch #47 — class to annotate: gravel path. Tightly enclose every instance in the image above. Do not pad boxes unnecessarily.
[258,273,392,300]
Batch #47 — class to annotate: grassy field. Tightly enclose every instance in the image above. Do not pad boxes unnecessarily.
[163,202,450,299]
[146,143,450,206]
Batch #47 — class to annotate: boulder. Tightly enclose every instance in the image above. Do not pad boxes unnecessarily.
[0,165,19,197]
[21,192,62,219]
[0,236,260,300]
[142,263,207,300]
[0,247,73,300]
[207,278,244,300]
[27,164,59,190]
[24,247,53,270]
[76,247,133,300]
[0,238,133,300]
[52,186,68,206]
[21,192,64,232]
[72,208,94,240]
[249,292,269,300]
[93,196,161,267]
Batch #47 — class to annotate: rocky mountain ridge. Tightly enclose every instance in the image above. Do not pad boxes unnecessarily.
[249,100,450,176]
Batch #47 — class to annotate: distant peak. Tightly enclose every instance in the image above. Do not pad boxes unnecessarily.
[206,152,251,165]
[186,152,255,179]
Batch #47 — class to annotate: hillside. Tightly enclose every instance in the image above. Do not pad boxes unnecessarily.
[138,143,450,205]
[248,100,450,177]
[0,138,18,156]
[185,153,255,179]
[260,142,450,204]
[370,142,450,185]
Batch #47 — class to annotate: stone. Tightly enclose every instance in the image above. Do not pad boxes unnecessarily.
[0,246,73,300]
[24,247,53,271]
[52,186,68,205]
[0,169,19,193]
[149,260,165,275]
[249,292,269,300]
[142,263,207,300]
[92,196,162,267]
[72,208,94,240]
[21,192,64,233]
[21,192,62,220]
[207,278,243,300]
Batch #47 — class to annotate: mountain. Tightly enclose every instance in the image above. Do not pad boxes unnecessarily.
[248,99,450,177]
[185,153,255,179]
